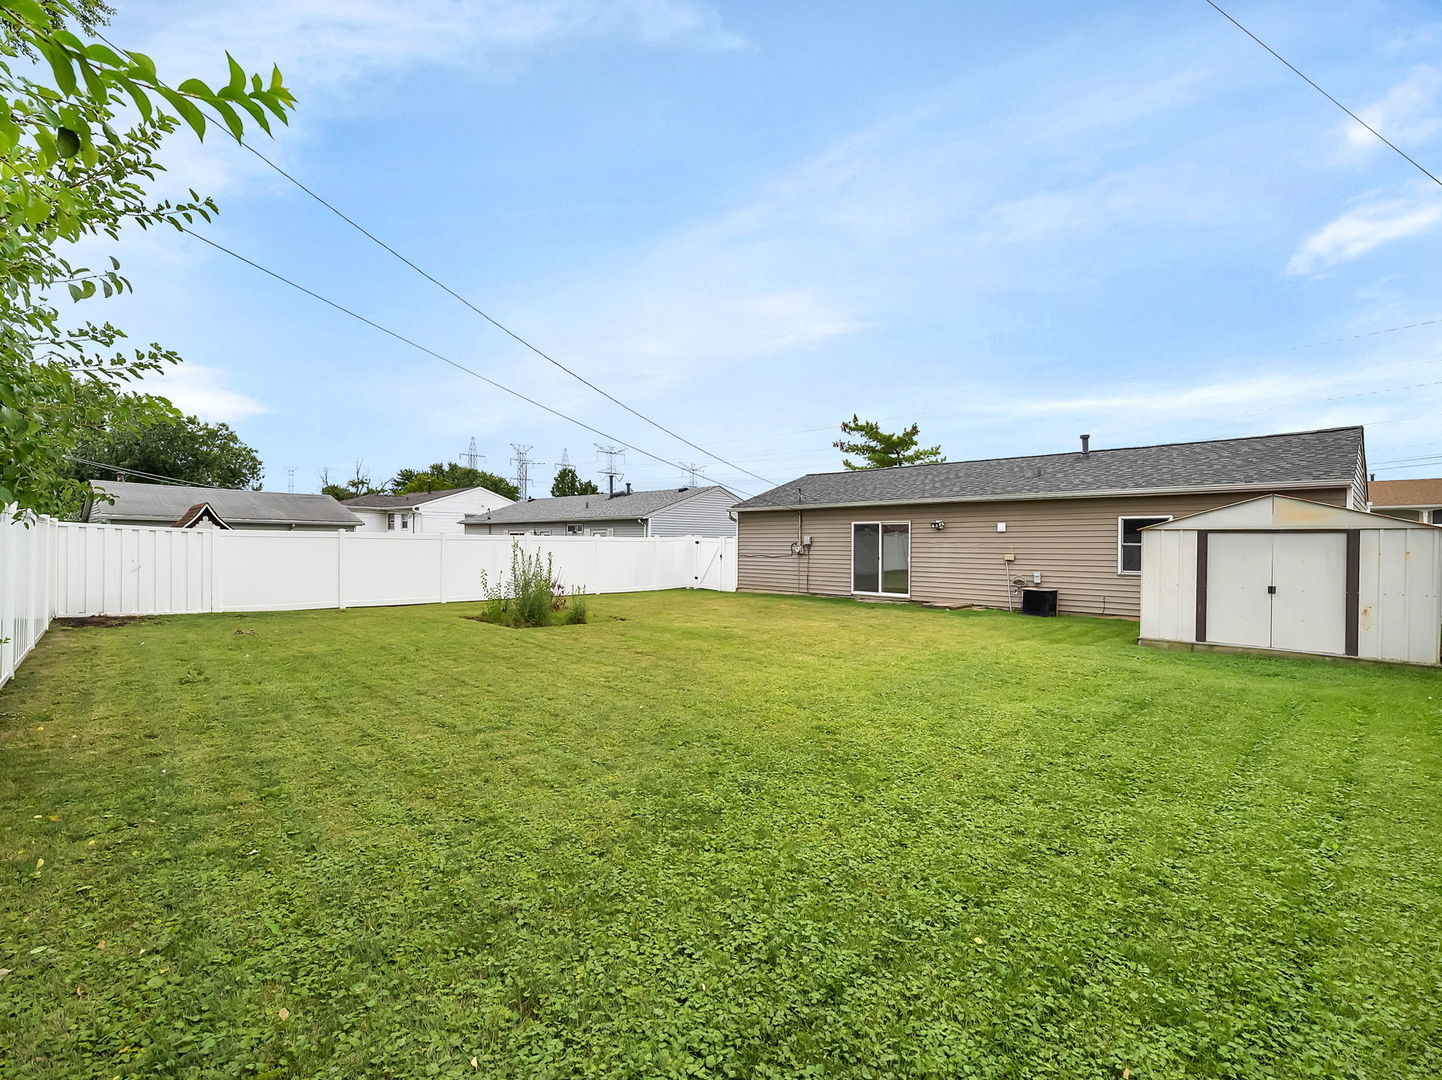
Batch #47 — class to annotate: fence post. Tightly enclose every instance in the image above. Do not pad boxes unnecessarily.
[1,510,14,685]
[203,527,217,612]
[337,529,347,611]
[438,533,447,604]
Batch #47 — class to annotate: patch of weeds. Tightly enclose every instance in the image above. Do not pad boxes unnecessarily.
[472,544,589,628]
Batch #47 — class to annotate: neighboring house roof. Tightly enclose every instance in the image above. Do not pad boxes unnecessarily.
[734,427,1366,511]
[1368,477,1442,507]
[342,487,484,510]
[171,502,231,529]
[464,486,735,524]
[84,481,363,528]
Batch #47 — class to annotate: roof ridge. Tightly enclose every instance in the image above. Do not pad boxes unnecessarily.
[784,426,1364,483]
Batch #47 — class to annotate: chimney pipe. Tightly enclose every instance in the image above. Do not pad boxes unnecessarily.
[1080,434,1091,457]
[625,482,632,495]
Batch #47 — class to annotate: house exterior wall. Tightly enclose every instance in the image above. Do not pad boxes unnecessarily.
[1349,447,1369,510]
[464,517,649,537]
[350,509,388,532]
[415,488,515,535]
[648,488,739,537]
[736,486,1350,619]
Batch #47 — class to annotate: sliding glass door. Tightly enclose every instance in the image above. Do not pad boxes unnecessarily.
[852,522,910,596]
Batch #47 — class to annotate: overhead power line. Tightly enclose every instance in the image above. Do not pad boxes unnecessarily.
[1295,315,1442,350]
[1202,0,1442,189]
[182,229,755,498]
[235,141,775,488]
[68,456,202,487]
[88,26,773,489]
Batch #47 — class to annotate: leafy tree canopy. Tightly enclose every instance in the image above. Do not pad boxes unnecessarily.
[550,465,599,497]
[390,462,520,502]
[68,409,263,492]
[0,0,294,515]
[833,415,943,470]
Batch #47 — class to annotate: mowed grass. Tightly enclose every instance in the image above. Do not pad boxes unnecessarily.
[2,591,1441,1079]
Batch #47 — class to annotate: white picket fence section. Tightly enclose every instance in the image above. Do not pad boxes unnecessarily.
[0,514,737,686]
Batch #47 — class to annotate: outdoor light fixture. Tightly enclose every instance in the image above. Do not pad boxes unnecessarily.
[931,520,946,531]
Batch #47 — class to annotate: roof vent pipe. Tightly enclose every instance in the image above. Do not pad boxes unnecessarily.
[1080,434,1091,457]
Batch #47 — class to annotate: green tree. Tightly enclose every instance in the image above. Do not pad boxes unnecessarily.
[550,465,599,497]
[833,415,943,470]
[69,410,263,489]
[0,0,294,515]
[390,462,520,502]
[319,460,381,501]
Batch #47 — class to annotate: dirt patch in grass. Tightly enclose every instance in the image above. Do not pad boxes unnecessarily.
[53,615,148,629]
[461,614,580,629]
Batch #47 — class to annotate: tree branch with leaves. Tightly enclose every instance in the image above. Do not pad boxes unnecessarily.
[0,0,294,515]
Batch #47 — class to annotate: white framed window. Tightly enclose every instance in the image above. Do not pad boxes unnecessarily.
[387,512,398,531]
[565,523,585,535]
[508,531,526,537]
[588,528,612,537]
[1118,516,1171,574]
[400,514,409,530]
[851,521,910,596]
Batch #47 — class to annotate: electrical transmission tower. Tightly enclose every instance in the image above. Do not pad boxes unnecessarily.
[510,443,541,500]
[286,466,297,493]
[679,462,706,486]
[458,436,484,470]
[595,444,624,497]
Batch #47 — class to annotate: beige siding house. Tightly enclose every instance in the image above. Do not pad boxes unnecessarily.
[735,427,1367,619]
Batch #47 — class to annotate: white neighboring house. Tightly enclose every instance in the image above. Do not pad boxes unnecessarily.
[342,486,515,536]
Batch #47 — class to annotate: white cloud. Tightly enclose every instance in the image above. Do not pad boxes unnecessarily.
[133,364,270,423]
[115,0,747,97]
[1341,66,1442,159]
[1287,186,1442,276]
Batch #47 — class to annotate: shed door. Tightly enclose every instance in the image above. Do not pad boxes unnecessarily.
[1206,533,1272,649]
[1269,533,1347,655]
[1205,532,1348,655]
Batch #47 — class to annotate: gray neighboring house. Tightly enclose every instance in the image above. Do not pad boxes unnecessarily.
[80,480,363,531]
[734,426,1369,620]
[461,485,739,537]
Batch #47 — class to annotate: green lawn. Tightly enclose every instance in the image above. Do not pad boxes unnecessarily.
[2,592,1440,1079]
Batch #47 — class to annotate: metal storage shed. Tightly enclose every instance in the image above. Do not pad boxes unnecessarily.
[1139,495,1442,666]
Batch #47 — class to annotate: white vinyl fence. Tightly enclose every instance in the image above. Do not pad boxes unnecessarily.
[1,513,737,686]
[0,513,60,688]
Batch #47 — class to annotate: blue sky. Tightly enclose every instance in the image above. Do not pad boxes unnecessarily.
[88,0,1442,497]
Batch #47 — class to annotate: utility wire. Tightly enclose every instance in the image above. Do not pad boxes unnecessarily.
[89,26,773,488]
[68,456,206,487]
[182,228,755,498]
[1202,0,1442,189]
[235,141,776,488]
[1295,315,1442,349]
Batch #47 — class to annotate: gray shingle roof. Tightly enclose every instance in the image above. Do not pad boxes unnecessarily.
[463,486,732,524]
[85,481,363,527]
[343,487,477,509]
[734,427,1365,510]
